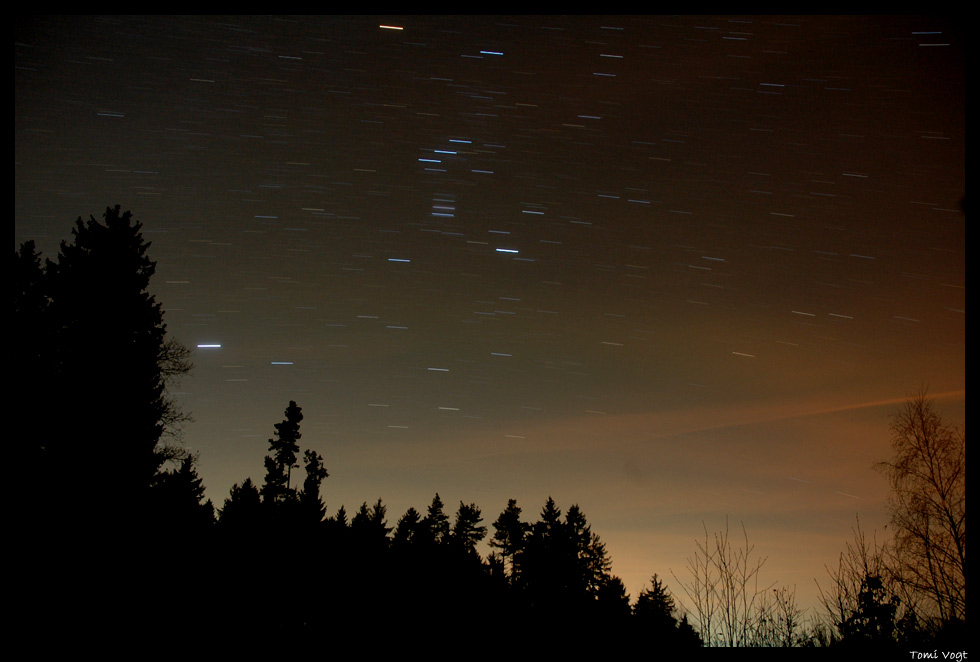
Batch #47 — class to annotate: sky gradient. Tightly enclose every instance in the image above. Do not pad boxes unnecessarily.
[15,15,964,614]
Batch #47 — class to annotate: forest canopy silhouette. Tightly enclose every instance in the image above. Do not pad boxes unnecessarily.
[14,207,965,650]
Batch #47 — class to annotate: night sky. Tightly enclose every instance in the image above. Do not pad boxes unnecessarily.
[15,15,964,612]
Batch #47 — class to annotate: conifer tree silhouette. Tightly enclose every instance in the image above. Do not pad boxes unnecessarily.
[15,206,197,640]
[299,448,329,524]
[490,498,530,583]
[262,400,303,506]
[16,206,193,530]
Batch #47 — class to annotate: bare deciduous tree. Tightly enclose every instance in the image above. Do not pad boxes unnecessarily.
[875,389,966,625]
[673,518,773,646]
[752,585,812,647]
[157,336,194,448]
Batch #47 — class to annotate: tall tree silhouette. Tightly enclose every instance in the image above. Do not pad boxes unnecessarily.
[520,497,564,602]
[565,503,612,596]
[326,504,349,537]
[508,497,625,636]
[351,498,391,545]
[299,448,329,524]
[596,574,632,623]
[634,574,702,648]
[149,453,215,533]
[392,507,423,548]
[635,574,678,625]
[16,206,197,640]
[219,477,262,528]
[16,206,192,528]
[421,492,451,545]
[875,389,966,628]
[490,498,530,582]
[262,401,303,506]
[450,501,488,556]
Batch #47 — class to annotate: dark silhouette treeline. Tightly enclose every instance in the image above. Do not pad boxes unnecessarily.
[210,399,703,650]
[13,207,701,651]
[15,207,965,653]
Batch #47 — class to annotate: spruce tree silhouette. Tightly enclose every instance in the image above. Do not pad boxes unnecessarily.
[392,506,422,548]
[450,501,487,556]
[327,503,349,534]
[16,206,197,641]
[350,498,391,547]
[421,492,451,545]
[17,210,192,505]
[299,448,329,524]
[519,496,566,612]
[218,477,262,528]
[35,206,192,526]
[149,453,215,533]
[633,574,703,649]
[490,498,530,583]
